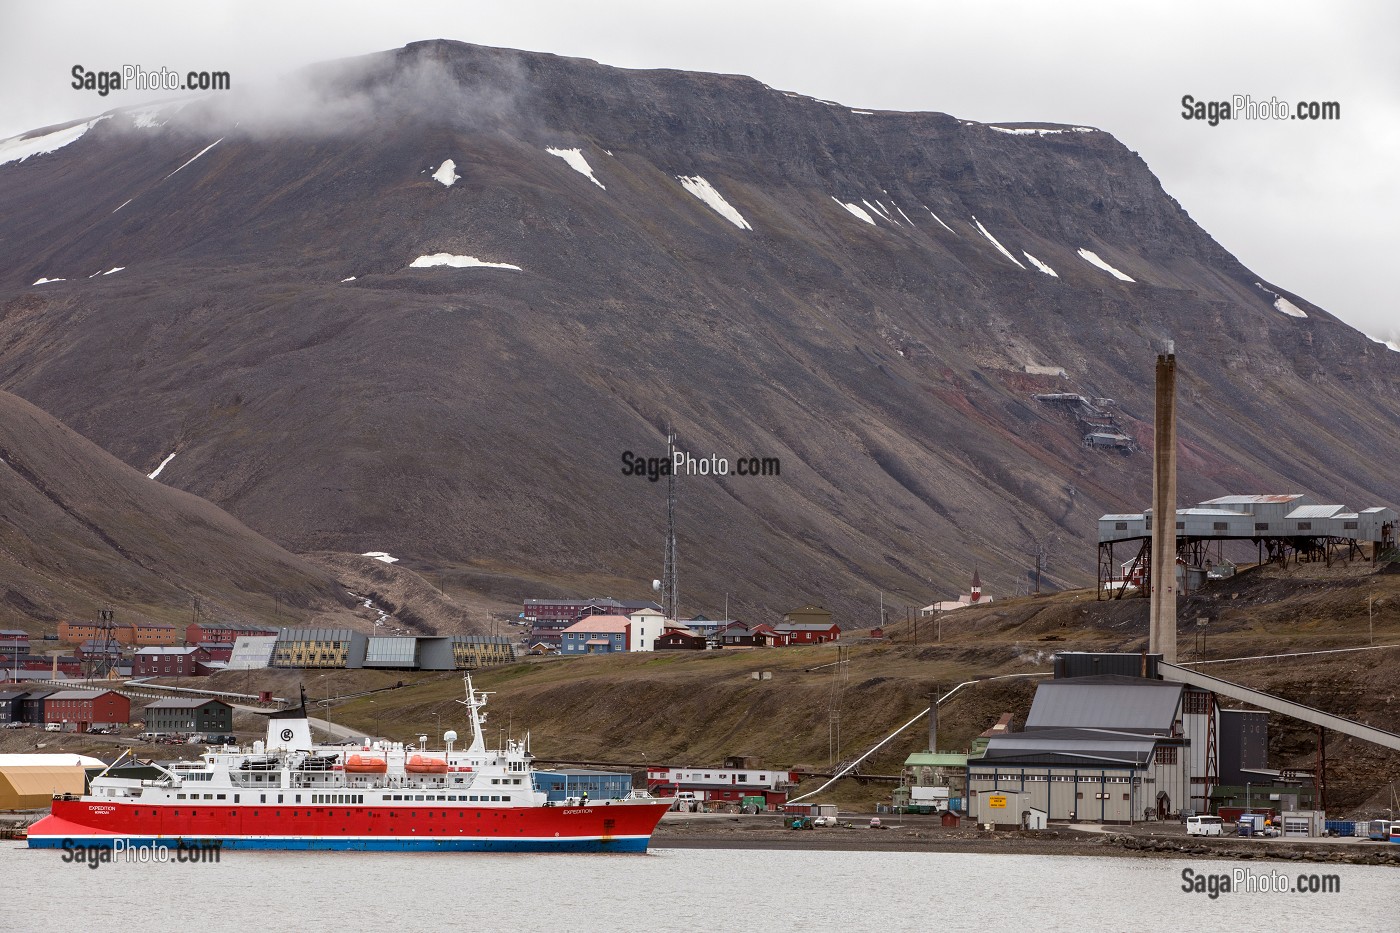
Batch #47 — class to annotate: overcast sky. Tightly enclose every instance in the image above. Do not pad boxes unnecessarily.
[2,0,1395,340]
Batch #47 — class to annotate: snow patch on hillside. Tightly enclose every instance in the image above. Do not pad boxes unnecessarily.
[924,206,955,234]
[546,147,605,189]
[432,159,459,186]
[677,175,750,230]
[864,199,898,225]
[1077,248,1135,282]
[148,452,176,479]
[1024,252,1058,277]
[88,267,125,278]
[32,277,66,285]
[341,276,356,282]
[0,118,105,167]
[410,253,521,271]
[894,204,916,226]
[1252,282,1307,318]
[851,110,874,115]
[362,551,399,564]
[112,198,133,213]
[166,138,223,179]
[989,125,1098,136]
[972,216,1025,268]
[833,197,876,225]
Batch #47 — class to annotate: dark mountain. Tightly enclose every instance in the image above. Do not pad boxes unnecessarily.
[0,389,358,628]
[0,39,1396,625]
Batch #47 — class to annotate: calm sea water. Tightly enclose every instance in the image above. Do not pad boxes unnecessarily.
[3,842,1393,932]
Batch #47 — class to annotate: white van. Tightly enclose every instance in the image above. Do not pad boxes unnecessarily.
[1186,815,1224,836]
[44,722,63,732]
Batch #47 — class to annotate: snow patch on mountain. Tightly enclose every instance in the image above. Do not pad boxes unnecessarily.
[1077,248,1135,282]
[32,277,66,285]
[88,267,125,278]
[166,138,223,179]
[864,199,899,225]
[410,254,522,271]
[833,198,876,226]
[362,551,399,564]
[1024,253,1058,277]
[972,217,1025,268]
[677,175,750,230]
[546,147,605,189]
[1253,282,1308,318]
[0,118,105,167]
[924,206,955,234]
[432,159,459,187]
[112,198,133,213]
[148,452,176,480]
[989,125,1098,136]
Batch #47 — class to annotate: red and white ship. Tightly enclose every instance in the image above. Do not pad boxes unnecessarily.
[28,676,672,852]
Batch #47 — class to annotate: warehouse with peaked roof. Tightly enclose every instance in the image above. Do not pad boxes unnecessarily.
[967,674,1214,823]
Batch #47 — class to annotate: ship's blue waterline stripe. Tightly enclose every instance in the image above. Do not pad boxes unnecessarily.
[28,835,650,853]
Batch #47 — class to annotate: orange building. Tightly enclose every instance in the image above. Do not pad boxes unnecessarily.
[58,620,180,647]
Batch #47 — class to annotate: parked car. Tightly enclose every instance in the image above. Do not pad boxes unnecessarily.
[869,817,883,829]
[3,721,27,729]
[812,816,832,827]
[43,722,63,732]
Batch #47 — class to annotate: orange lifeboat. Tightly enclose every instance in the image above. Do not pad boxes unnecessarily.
[344,754,388,774]
[406,755,448,774]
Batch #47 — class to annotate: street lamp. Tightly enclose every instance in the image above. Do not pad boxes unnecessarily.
[1246,782,1252,811]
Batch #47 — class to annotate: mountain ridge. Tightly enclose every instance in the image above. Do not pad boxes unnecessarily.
[0,39,1395,624]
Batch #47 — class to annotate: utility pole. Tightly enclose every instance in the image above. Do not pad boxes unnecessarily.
[1369,594,1375,646]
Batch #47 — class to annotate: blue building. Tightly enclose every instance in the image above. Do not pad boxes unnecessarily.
[533,769,633,801]
[559,616,631,654]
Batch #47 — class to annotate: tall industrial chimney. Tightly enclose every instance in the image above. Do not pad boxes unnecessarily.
[928,690,939,754]
[1149,348,1178,663]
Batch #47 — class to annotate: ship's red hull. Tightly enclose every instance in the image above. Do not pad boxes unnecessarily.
[28,797,671,852]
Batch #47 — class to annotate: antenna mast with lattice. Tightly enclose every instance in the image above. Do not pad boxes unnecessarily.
[661,430,679,622]
[85,608,117,682]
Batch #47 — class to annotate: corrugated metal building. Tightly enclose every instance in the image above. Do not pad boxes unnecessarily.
[967,674,1217,822]
[228,635,278,670]
[270,628,369,669]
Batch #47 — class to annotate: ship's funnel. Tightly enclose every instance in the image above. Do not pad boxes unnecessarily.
[262,691,314,752]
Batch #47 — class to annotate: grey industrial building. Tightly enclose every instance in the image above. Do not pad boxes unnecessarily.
[1097,494,1397,594]
[966,653,1329,825]
[967,672,1209,823]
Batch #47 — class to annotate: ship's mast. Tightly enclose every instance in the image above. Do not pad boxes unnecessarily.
[456,673,491,754]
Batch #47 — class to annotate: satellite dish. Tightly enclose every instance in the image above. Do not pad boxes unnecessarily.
[443,730,458,744]
[652,579,661,591]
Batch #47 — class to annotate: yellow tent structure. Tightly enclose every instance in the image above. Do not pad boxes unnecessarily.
[0,754,103,810]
